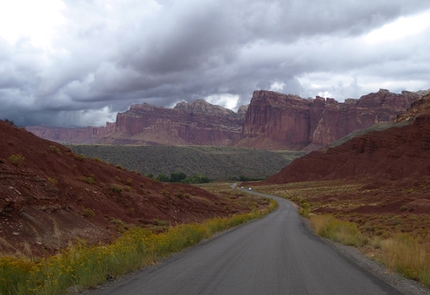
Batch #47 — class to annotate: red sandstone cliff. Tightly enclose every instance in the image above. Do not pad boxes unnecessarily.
[27,89,421,149]
[96,100,246,146]
[236,89,419,150]
[262,93,430,184]
[26,100,247,146]
[26,122,116,144]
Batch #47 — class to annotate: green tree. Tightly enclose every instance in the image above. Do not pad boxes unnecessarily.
[156,174,169,182]
[182,174,210,184]
[170,172,186,183]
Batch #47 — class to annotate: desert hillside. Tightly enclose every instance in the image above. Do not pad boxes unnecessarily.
[263,93,430,184]
[0,121,256,257]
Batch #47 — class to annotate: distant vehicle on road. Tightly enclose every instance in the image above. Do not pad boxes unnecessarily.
[248,188,252,191]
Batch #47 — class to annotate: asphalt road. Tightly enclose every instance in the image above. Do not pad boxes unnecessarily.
[94,191,401,295]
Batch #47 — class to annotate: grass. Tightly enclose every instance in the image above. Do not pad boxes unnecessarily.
[381,234,430,284]
[0,199,277,295]
[310,215,368,247]
[310,214,430,286]
[257,180,430,288]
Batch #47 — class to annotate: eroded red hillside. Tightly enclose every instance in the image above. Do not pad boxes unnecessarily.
[263,93,430,184]
[0,121,250,257]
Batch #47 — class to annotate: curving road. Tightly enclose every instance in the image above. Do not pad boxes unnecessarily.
[94,192,401,295]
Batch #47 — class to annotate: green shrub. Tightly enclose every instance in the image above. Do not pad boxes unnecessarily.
[156,174,169,182]
[47,177,58,184]
[73,153,86,161]
[83,207,95,218]
[92,157,105,163]
[49,145,62,155]
[182,174,210,184]
[78,175,95,185]
[153,219,169,227]
[170,172,186,183]
[8,154,25,166]
[85,176,95,185]
[110,184,122,193]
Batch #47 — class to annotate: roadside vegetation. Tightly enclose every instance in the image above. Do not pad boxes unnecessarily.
[66,145,305,180]
[256,180,430,288]
[0,188,277,295]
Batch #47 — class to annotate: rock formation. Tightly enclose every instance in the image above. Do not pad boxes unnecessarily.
[262,93,430,184]
[27,89,422,150]
[27,100,247,146]
[236,89,419,150]
[98,100,246,145]
[26,122,115,144]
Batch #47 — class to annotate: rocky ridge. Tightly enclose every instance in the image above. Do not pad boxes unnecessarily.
[26,122,115,144]
[236,89,420,150]
[27,100,246,146]
[100,100,245,145]
[262,93,430,184]
[26,89,423,150]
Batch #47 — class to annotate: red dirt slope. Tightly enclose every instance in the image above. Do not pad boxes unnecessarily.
[0,121,244,256]
[250,94,430,223]
[264,95,430,184]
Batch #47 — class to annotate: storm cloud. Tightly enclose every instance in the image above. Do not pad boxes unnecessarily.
[1,0,430,127]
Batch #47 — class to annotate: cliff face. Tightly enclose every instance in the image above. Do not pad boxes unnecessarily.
[25,122,115,144]
[97,100,245,146]
[236,89,419,150]
[263,93,430,184]
[26,89,420,150]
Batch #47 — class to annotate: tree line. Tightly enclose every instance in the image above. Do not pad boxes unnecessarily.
[145,172,210,184]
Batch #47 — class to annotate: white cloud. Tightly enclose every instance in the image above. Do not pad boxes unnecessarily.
[0,0,66,49]
[363,9,430,44]
[205,94,240,111]
[270,82,286,92]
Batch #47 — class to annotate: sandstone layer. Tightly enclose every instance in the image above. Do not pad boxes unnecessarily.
[98,99,245,145]
[262,93,430,184]
[27,100,246,146]
[236,89,419,150]
[27,89,421,150]
[26,122,115,144]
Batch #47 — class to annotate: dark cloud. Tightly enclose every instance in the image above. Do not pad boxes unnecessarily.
[1,0,430,127]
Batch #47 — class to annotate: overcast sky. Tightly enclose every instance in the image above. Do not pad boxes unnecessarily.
[1,0,430,127]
